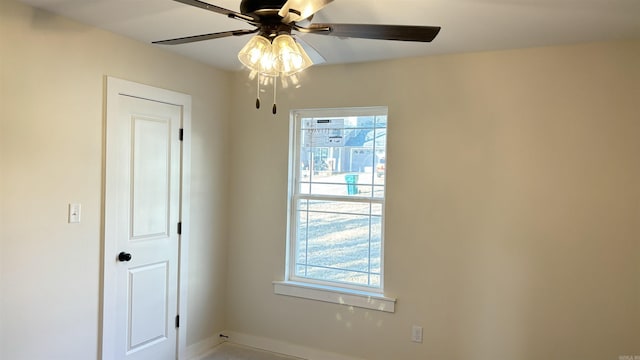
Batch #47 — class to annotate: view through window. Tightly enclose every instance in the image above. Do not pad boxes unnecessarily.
[287,107,387,291]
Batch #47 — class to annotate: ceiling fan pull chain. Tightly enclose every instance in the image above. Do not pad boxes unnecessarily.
[256,72,261,109]
[272,79,277,115]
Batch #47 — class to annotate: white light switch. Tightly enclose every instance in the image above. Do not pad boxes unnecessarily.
[411,325,423,343]
[69,203,81,223]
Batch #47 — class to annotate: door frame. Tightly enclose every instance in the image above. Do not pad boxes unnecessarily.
[101,76,191,360]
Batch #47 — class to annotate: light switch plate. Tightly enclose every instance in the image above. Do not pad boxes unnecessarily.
[411,325,423,343]
[69,203,81,223]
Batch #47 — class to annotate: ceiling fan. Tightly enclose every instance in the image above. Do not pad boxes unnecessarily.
[154,0,441,47]
[153,0,441,113]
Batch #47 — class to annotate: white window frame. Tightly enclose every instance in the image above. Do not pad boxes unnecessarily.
[275,107,396,313]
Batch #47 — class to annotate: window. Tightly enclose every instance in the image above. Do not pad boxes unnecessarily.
[285,107,388,293]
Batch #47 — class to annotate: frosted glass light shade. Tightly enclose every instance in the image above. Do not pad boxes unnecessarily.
[272,34,307,74]
[293,42,313,74]
[238,35,276,75]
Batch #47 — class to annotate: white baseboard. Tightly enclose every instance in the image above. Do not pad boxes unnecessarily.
[224,331,366,360]
[184,333,225,360]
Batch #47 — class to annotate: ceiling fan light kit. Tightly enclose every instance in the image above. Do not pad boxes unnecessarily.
[239,33,312,114]
[154,0,441,114]
[239,34,312,76]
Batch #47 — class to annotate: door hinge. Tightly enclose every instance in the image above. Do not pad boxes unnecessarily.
[177,222,182,235]
[175,315,180,328]
[179,128,184,141]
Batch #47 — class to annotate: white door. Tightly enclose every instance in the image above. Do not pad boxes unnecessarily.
[103,78,191,360]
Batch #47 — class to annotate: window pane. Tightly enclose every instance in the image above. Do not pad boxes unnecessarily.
[295,200,382,288]
[298,117,386,198]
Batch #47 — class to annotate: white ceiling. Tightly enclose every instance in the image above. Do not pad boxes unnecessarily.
[18,0,640,71]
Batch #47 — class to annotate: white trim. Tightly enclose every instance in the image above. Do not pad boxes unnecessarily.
[224,331,367,360]
[273,281,396,313]
[176,85,191,360]
[291,106,389,119]
[101,76,191,359]
[184,334,225,360]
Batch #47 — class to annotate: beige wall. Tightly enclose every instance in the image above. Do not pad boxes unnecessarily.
[2,0,639,359]
[227,41,640,359]
[0,0,230,359]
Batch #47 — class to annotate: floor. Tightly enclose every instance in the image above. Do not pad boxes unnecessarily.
[199,342,303,360]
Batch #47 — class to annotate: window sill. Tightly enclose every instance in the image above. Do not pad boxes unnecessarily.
[273,281,396,313]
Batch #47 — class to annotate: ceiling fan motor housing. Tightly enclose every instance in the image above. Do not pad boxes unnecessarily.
[240,0,295,39]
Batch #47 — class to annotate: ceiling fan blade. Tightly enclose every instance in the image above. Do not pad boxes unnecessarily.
[171,0,257,23]
[279,0,334,23]
[153,29,258,45]
[303,23,441,42]
[294,36,326,65]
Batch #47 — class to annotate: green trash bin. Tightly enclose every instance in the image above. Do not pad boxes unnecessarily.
[345,174,359,195]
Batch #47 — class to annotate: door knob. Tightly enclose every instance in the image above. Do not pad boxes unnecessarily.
[118,252,132,262]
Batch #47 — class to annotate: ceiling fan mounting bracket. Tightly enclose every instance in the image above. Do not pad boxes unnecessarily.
[293,24,331,34]
[240,0,287,17]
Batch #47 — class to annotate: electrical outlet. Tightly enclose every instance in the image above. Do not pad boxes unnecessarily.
[411,325,423,343]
